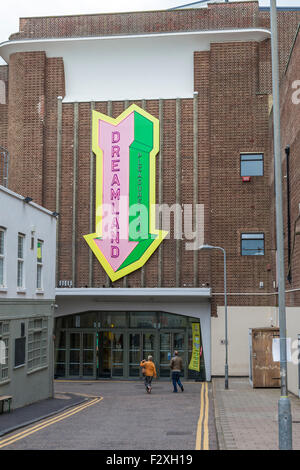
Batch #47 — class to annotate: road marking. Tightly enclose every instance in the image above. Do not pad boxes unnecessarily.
[0,397,103,449]
[195,382,209,450]
[203,382,209,450]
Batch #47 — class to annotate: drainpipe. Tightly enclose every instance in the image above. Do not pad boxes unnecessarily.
[285,146,292,283]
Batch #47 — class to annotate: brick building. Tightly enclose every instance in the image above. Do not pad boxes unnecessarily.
[1,1,300,382]
[275,23,300,397]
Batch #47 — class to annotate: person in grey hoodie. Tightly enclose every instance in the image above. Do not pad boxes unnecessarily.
[170,350,184,393]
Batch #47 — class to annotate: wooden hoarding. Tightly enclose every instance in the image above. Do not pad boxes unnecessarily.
[251,328,280,388]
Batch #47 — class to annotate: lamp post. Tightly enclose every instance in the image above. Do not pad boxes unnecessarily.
[199,244,228,389]
[270,0,292,450]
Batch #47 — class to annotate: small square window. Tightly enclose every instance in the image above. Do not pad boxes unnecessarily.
[241,233,265,256]
[240,154,264,176]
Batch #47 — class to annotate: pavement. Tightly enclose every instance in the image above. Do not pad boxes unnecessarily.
[0,391,87,437]
[1,377,300,450]
[212,377,300,450]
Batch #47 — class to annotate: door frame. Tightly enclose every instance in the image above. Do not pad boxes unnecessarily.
[159,329,188,379]
[67,329,97,379]
[57,327,189,380]
[97,329,126,379]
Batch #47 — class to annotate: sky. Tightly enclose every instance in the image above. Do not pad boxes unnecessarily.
[1,0,300,47]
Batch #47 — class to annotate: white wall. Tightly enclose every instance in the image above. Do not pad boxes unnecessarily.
[0,29,270,102]
[286,307,300,397]
[211,304,300,396]
[0,186,56,300]
[212,305,278,376]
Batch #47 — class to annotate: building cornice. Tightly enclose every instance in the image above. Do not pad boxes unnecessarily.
[0,28,271,64]
[55,287,211,301]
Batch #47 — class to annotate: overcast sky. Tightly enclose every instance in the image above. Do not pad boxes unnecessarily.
[1,0,300,46]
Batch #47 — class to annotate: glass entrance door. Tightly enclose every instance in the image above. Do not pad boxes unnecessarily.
[82,333,95,377]
[160,332,171,377]
[128,332,157,378]
[112,332,124,377]
[143,332,155,361]
[159,331,186,378]
[68,331,96,378]
[97,331,124,378]
[97,331,111,378]
[129,333,141,377]
[69,332,80,377]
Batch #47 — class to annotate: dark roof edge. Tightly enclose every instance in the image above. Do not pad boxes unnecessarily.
[285,22,300,75]
[260,7,300,11]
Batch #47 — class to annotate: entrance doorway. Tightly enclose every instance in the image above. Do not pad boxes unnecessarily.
[68,331,96,378]
[97,331,124,378]
[96,329,187,379]
[159,331,186,377]
[128,331,156,378]
[54,311,206,380]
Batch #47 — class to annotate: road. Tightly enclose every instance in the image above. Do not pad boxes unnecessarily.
[0,380,218,450]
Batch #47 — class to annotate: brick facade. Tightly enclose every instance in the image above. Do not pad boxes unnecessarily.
[277,26,300,307]
[2,2,300,316]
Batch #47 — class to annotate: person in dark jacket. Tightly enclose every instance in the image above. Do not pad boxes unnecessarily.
[170,350,184,393]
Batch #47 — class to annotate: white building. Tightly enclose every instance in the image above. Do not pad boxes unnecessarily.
[0,185,56,409]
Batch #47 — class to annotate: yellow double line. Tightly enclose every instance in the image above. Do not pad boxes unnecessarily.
[0,396,103,449]
[195,382,209,450]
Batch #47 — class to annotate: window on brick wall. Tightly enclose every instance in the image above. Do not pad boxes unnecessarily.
[240,153,264,176]
[241,233,265,256]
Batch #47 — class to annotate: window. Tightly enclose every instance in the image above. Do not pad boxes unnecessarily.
[240,154,264,176]
[0,228,5,287]
[15,337,26,368]
[0,321,9,382]
[159,312,187,328]
[17,233,25,288]
[37,240,43,290]
[28,318,48,372]
[241,233,265,256]
[129,312,157,329]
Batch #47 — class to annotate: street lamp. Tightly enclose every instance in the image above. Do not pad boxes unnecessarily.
[270,0,292,450]
[199,244,228,389]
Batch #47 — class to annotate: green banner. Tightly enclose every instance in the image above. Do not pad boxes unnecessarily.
[188,323,201,372]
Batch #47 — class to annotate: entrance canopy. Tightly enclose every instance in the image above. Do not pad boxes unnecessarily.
[55,287,211,317]
[55,287,211,380]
